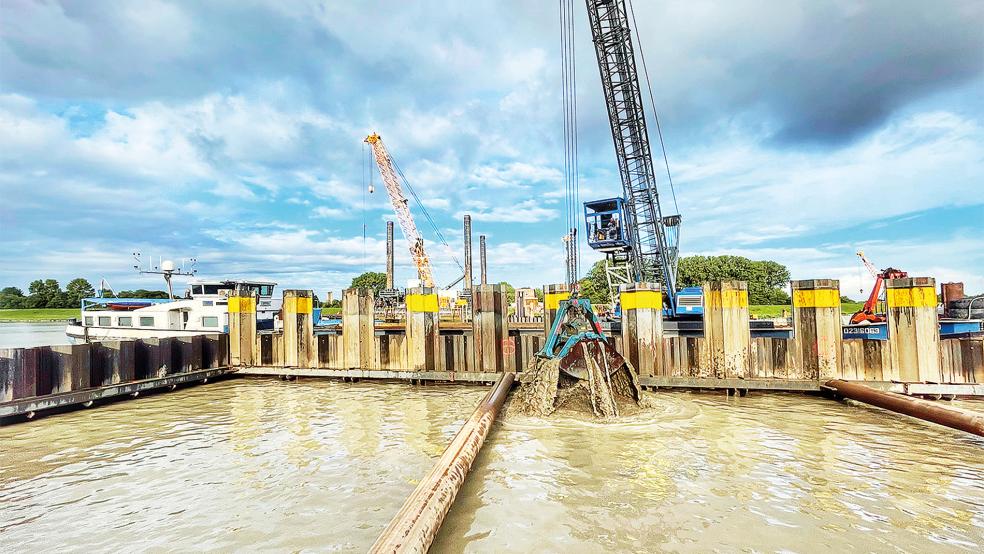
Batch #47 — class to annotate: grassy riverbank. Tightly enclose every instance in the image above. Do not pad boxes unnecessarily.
[749,302,864,319]
[0,308,78,322]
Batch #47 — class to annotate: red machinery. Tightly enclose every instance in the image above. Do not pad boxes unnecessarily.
[850,250,907,324]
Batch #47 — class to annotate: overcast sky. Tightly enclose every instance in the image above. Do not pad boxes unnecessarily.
[1,0,982,300]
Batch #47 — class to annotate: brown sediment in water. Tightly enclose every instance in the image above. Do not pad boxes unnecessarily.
[515,346,650,419]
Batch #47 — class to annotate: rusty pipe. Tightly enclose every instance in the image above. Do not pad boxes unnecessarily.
[479,235,487,285]
[386,221,395,290]
[825,380,984,437]
[463,215,473,292]
[370,372,514,553]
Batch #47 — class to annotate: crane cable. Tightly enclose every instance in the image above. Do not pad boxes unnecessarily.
[391,158,465,273]
[627,0,679,215]
[559,0,580,286]
[362,141,369,271]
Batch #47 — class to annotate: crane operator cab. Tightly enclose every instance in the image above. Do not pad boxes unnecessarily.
[584,198,631,253]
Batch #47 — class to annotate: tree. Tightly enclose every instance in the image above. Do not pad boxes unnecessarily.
[28,279,62,308]
[578,260,612,305]
[498,281,516,305]
[0,287,25,309]
[350,271,387,295]
[116,289,170,299]
[677,255,791,305]
[579,255,793,306]
[49,291,72,308]
[66,278,96,306]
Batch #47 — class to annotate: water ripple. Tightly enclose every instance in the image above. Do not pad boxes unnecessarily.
[0,378,488,552]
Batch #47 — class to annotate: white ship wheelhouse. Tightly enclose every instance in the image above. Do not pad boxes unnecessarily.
[67,279,279,342]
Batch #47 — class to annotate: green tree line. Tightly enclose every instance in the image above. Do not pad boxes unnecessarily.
[579,255,793,305]
[0,278,169,309]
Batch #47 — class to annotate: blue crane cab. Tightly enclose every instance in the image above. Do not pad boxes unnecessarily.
[584,198,631,253]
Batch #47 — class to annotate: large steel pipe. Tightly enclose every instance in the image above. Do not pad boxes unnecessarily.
[479,235,488,285]
[825,379,984,437]
[463,215,473,292]
[386,221,395,289]
[370,372,514,553]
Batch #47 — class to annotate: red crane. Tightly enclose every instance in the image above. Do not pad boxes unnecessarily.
[850,251,907,324]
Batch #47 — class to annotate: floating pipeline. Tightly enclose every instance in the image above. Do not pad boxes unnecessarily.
[824,379,984,437]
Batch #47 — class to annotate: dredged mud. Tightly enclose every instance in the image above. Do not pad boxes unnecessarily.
[515,346,650,419]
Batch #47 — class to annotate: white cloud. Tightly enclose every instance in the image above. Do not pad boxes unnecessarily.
[673,110,984,247]
[470,162,562,188]
[312,207,349,219]
[458,199,560,223]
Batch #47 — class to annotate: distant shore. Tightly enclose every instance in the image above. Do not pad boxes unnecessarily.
[0,309,78,322]
[750,302,864,318]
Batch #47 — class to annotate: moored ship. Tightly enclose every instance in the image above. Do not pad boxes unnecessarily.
[65,279,279,341]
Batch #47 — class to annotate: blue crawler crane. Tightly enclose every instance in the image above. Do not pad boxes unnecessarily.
[584,198,701,319]
[578,0,701,320]
[537,0,701,389]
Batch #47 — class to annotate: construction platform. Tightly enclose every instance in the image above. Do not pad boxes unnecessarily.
[2,277,982,421]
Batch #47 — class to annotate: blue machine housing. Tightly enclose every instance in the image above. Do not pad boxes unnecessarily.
[675,287,704,317]
[611,286,704,320]
[584,198,631,252]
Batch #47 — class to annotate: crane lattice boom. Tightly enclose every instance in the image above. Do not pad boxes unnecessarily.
[584,0,679,311]
[365,133,435,288]
[856,250,878,279]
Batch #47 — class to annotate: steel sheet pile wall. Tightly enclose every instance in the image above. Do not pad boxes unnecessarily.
[0,334,229,415]
[473,284,510,373]
[251,287,514,375]
[704,281,751,379]
[282,289,315,368]
[241,282,982,386]
[228,291,258,366]
[620,282,664,378]
[627,279,983,385]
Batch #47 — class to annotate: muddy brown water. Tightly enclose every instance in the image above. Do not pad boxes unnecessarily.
[0,379,487,552]
[434,393,984,553]
[2,379,982,552]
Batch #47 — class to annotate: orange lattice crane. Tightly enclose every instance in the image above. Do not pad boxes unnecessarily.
[365,133,435,288]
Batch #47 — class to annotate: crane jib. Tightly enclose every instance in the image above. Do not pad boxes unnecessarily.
[584,0,680,312]
[365,133,436,289]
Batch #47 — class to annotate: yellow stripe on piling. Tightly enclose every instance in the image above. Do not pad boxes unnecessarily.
[793,289,840,309]
[621,290,662,310]
[406,293,439,313]
[544,292,570,311]
[284,296,314,315]
[231,296,256,313]
[887,286,937,308]
[706,289,748,309]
